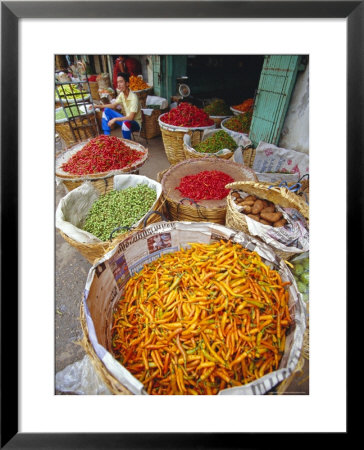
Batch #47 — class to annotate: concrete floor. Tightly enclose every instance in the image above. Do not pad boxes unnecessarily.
[55,128,309,394]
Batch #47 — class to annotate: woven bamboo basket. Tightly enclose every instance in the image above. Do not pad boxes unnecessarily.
[55,118,98,147]
[79,300,132,394]
[133,87,153,108]
[140,108,168,139]
[158,114,216,165]
[225,181,309,261]
[55,138,149,193]
[59,196,165,264]
[89,81,100,101]
[161,158,258,224]
[80,221,307,395]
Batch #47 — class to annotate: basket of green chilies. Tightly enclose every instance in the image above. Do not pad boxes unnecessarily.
[56,175,164,264]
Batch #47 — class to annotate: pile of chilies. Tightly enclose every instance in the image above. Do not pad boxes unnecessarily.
[161,102,214,128]
[61,135,144,175]
[111,240,293,395]
[175,170,234,201]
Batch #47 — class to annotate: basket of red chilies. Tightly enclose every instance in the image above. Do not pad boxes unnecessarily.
[160,157,258,224]
[55,135,149,193]
[158,102,215,165]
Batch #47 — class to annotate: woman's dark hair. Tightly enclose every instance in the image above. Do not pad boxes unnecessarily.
[117,72,129,83]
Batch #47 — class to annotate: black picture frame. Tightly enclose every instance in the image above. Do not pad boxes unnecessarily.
[1,1,359,448]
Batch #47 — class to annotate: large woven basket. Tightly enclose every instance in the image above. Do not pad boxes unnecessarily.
[140,108,168,139]
[55,137,149,193]
[79,300,132,394]
[59,198,165,265]
[225,180,309,260]
[55,117,98,147]
[158,114,216,165]
[161,158,258,224]
[80,221,307,395]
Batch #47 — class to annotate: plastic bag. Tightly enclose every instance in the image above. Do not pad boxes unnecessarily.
[55,355,112,395]
[252,141,309,178]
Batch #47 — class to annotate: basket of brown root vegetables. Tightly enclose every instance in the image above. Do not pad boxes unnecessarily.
[225,180,309,261]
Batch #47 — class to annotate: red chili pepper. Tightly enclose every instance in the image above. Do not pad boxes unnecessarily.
[175,170,234,201]
[61,136,144,175]
[161,103,214,127]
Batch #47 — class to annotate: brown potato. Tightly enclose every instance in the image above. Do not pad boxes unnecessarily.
[273,219,287,227]
[241,200,255,207]
[244,195,257,202]
[260,205,275,214]
[231,192,240,199]
[260,219,272,225]
[260,211,283,223]
[241,205,252,214]
[247,214,260,222]
[251,199,265,215]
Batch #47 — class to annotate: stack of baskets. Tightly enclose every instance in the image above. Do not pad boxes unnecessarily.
[158,113,216,165]
[141,108,168,140]
[225,180,309,260]
[160,158,258,224]
[55,137,149,193]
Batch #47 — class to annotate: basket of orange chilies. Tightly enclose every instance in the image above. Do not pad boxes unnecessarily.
[129,75,153,108]
[80,221,307,395]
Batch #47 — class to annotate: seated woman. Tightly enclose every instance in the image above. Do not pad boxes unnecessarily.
[97,72,141,140]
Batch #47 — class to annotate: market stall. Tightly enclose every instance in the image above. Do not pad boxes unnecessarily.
[55,53,310,396]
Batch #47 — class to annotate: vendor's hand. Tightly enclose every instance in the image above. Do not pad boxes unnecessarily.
[108,118,115,127]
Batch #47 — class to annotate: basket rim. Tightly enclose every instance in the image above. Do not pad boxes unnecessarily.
[209,114,233,119]
[230,106,246,115]
[55,137,149,180]
[131,86,153,94]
